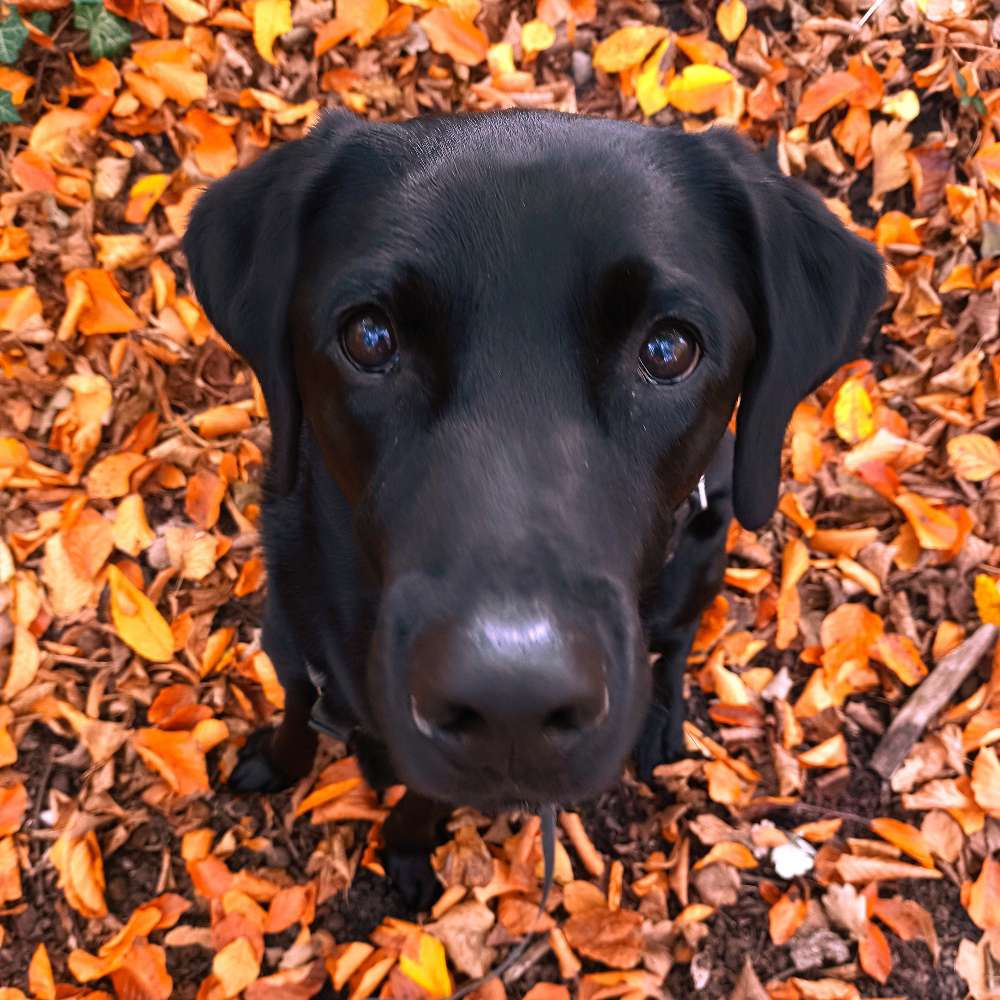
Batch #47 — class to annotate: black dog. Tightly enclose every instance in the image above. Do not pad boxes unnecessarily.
[184,109,884,905]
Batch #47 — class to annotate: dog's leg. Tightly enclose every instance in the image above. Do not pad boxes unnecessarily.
[381,791,452,912]
[350,730,451,911]
[229,677,319,793]
[635,435,734,782]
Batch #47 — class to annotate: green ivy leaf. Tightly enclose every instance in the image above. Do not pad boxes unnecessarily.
[29,10,53,33]
[73,0,131,59]
[0,89,20,124]
[0,9,28,65]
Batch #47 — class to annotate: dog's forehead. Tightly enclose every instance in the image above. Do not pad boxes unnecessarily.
[317,114,724,293]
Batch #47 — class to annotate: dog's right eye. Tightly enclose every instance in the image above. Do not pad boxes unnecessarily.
[341,310,398,373]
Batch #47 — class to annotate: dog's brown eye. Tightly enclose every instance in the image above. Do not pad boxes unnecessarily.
[341,310,398,372]
[639,322,699,384]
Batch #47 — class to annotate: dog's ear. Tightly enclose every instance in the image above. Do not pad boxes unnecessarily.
[183,112,362,494]
[707,130,886,530]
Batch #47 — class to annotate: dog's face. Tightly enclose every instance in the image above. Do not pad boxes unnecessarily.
[185,111,884,809]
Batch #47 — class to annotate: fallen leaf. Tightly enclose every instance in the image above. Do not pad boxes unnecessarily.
[107,564,174,662]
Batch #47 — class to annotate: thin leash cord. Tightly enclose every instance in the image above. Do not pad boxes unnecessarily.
[445,804,557,1000]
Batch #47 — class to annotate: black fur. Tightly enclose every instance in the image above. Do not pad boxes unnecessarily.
[184,110,884,900]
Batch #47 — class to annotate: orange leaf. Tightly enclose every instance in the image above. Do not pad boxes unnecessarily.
[85,452,147,500]
[192,403,252,438]
[0,226,30,263]
[28,944,55,1000]
[183,109,238,178]
[715,0,746,41]
[963,857,1000,930]
[50,830,107,918]
[947,433,1000,481]
[776,537,809,649]
[692,841,757,870]
[798,733,847,769]
[338,0,389,44]
[0,287,44,332]
[64,269,141,335]
[797,70,863,123]
[185,468,228,529]
[0,835,21,904]
[870,817,935,868]
[420,8,488,65]
[132,41,207,105]
[769,891,806,945]
[871,633,928,686]
[0,783,27,836]
[110,941,172,1000]
[134,728,210,796]
[970,746,1000,815]
[234,555,266,597]
[107,564,174,662]
[858,920,892,983]
[974,141,1000,189]
[894,492,959,551]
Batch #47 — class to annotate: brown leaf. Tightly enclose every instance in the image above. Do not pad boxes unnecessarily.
[562,907,643,968]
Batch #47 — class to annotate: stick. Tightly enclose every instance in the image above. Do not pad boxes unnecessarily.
[871,624,997,780]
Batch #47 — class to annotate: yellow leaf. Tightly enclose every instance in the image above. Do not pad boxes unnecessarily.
[974,575,1000,626]
[666,64,734,114]
[715,0,746,42]
[254,0,292,64]
[398,933,452,999]
[521,18,555,54]
[947,433,1000,482]
[636,37,672,117]
[592,25,668,74]
[106,564,174,662]
[213,936,261,996]
[833,379,875,444]
[124,174,173,225]
[881,88,920,122]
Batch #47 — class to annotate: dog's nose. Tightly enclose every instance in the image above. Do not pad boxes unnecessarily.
[408,607,609,753]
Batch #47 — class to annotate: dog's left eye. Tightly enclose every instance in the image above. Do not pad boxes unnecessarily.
[341,310,398,372]
[639,321,700,384]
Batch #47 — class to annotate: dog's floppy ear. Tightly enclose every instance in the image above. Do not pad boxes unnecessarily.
[708,130,886,530]
[183,112,362,494]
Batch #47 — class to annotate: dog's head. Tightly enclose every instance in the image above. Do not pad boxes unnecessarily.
[185,110,884,809]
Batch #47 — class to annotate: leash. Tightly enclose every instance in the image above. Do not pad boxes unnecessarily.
[445,803,557,1000]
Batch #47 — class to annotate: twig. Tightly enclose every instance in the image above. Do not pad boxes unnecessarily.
[871,624,998,780]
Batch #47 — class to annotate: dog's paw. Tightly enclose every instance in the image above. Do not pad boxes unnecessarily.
[634,701,686,784]
[227,728,295,794]
[384,849,443,913]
